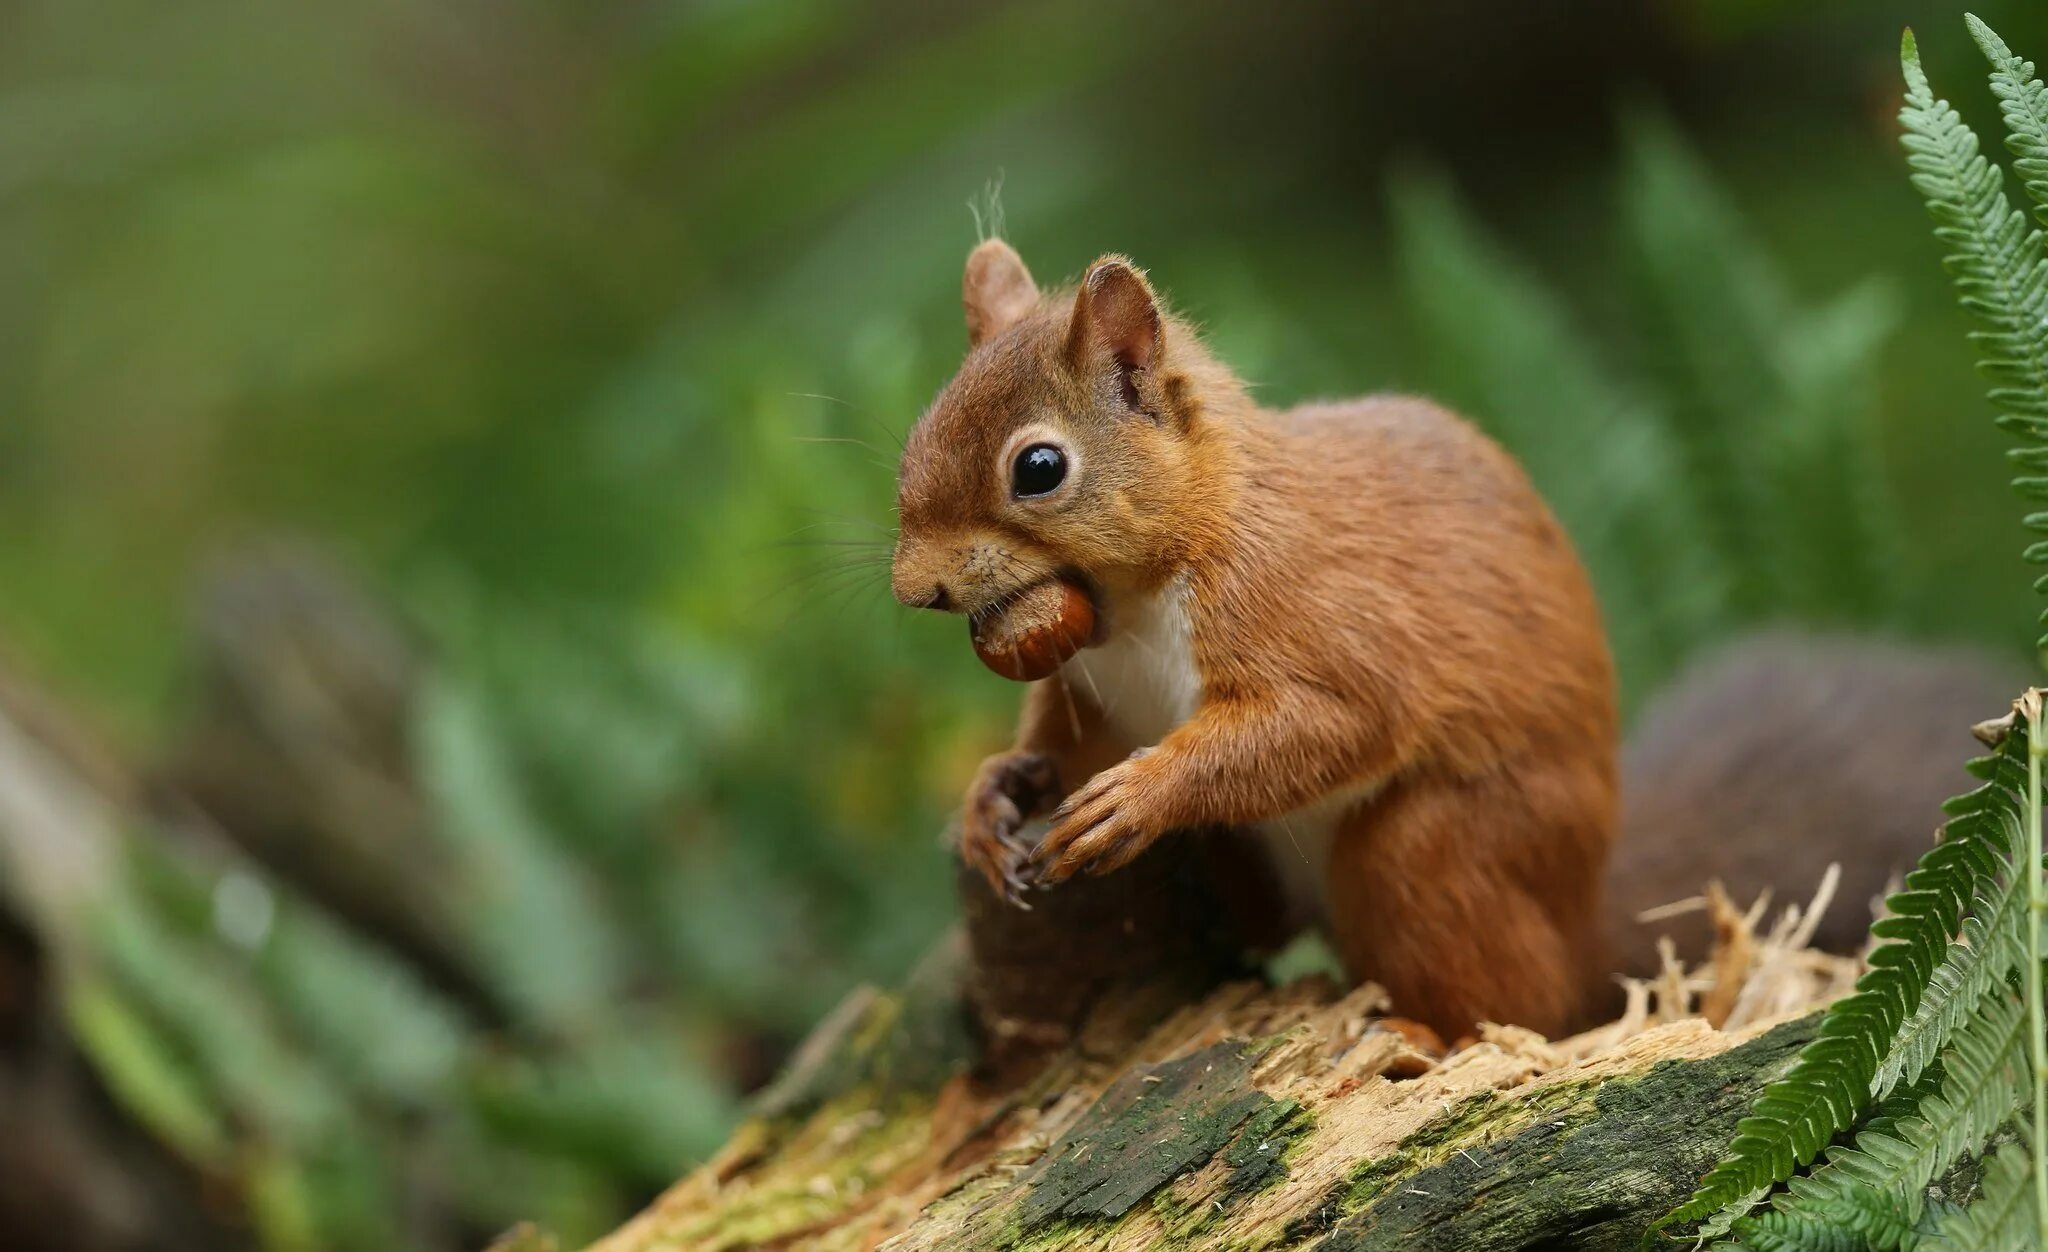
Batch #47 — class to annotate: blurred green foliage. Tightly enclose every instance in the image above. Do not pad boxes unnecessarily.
[6,1,2048,1247]
[1392,111,1911,702]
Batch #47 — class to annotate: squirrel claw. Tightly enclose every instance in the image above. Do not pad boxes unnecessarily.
[1035,816,1153,883]
[959,750,1061,908]
[1029,756,1161,882]
[999,870,1034,910]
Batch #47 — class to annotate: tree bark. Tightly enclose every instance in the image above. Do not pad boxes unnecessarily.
[582,943,1821,1252]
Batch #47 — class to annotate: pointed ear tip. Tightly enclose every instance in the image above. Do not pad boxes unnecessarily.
[1085,255,1154,300]
[966,238,1033,290]
[967,238,1027,272]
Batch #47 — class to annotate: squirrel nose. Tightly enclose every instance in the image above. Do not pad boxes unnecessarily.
[894,581,952,612]
[889,543,956,610]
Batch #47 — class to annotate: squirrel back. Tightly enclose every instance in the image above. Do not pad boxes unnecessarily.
[1604,631,2024,983]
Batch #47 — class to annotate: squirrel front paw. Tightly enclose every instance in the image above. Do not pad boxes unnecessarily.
[1029,749,1166,884]
[959,750,1061,906]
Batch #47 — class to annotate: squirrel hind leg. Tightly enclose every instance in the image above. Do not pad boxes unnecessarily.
[1323,764,1613,1041]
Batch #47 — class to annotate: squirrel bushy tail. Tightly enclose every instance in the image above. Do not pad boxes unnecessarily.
[1602,631,2024,986]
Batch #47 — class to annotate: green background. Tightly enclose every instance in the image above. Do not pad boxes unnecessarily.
[2,1,2043,1246]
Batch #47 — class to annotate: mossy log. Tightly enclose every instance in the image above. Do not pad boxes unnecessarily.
[582,959,1817,1251]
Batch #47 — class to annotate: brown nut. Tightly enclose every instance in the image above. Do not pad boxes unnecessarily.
[970,580,1095,682]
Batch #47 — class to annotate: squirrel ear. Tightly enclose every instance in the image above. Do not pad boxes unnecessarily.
[963,239,1038,346]
[1068,256,1160,375]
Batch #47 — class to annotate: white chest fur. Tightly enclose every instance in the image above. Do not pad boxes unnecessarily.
[1061,575,1202,749]
[1061,576,1374,919]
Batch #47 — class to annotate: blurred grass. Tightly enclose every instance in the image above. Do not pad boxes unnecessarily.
[4,0,2048,1246]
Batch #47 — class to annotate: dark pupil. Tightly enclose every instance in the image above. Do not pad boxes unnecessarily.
[1013,444,1066,496]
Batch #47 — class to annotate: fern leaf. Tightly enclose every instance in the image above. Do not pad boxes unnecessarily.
[1969,14,2048,225]
[1619,108,1902,624]
[1770,278,1908,623]
[1697,1186,1773,1242]
[1920,1138,2035,1252]
[1653,728,2029,1234]
[1616,108,1790,615]
[1876,768,2029,1096]
[1901,23,2048,649]
[1738,1187,1920,1252]
[1750,985,2030,1247]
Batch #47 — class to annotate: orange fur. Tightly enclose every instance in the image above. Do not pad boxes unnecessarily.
[894,241,1617,1038]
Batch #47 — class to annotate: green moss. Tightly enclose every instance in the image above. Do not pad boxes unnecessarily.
[983,1037,1325,1249]
[1224,1099,1312,1198]
[660,1089,934,1252]
[993,1216,1095,1252]
[1014,1039,1274,1230]
[1313,1015,1821,1251]
[1151,1187,1211,1242]
[1334,1076,1603,1216]
[749,940,973,1128]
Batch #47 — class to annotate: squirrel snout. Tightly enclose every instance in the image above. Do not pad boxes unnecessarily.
[890,559,954,612]
[898,583,952,612]
[891,538,964,611]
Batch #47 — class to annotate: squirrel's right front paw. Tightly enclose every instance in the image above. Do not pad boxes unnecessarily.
[959,751,1060,907]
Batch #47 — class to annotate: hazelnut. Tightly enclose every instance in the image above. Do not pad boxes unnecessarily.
[970,580,1095,682]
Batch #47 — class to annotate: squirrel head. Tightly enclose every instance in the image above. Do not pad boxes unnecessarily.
[891,240,1235,622]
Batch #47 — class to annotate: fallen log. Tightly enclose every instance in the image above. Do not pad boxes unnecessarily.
[584,970,1828,1251]
[579,849,1856,1252]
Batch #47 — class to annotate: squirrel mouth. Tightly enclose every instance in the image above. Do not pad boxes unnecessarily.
[971,571,1089,625]
[967,578,1099,681]
[967,581,1044,636]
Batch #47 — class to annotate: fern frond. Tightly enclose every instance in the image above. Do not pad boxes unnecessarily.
[1920,1138,2035,1252]
[1737,1186,1920,1252]
[1876,769,2029,1097]
[1769,278,1908,622]
[1900,24,2048,650]
[1616,109,1789,616]
[1653,728,2030,1234]
[1969,14,2048,224]
[1619,108,1903,625]
[1750,984,2030,1246]
[1924,983,2032,1165]
[1696,1185,1773,1242]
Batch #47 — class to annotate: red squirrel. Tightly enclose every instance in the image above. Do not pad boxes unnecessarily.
[891,241,1616,1038]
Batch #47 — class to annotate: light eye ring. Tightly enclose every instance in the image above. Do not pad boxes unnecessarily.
[1010,442,1069,499]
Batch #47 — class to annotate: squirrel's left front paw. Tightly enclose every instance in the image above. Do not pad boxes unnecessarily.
[1029,753,1165,883]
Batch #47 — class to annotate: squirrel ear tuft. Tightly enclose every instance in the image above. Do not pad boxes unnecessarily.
[963,239,1038,346]
[1069,256,1160,374]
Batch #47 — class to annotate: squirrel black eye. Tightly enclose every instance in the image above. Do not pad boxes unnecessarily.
[1011,443,1067,498]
